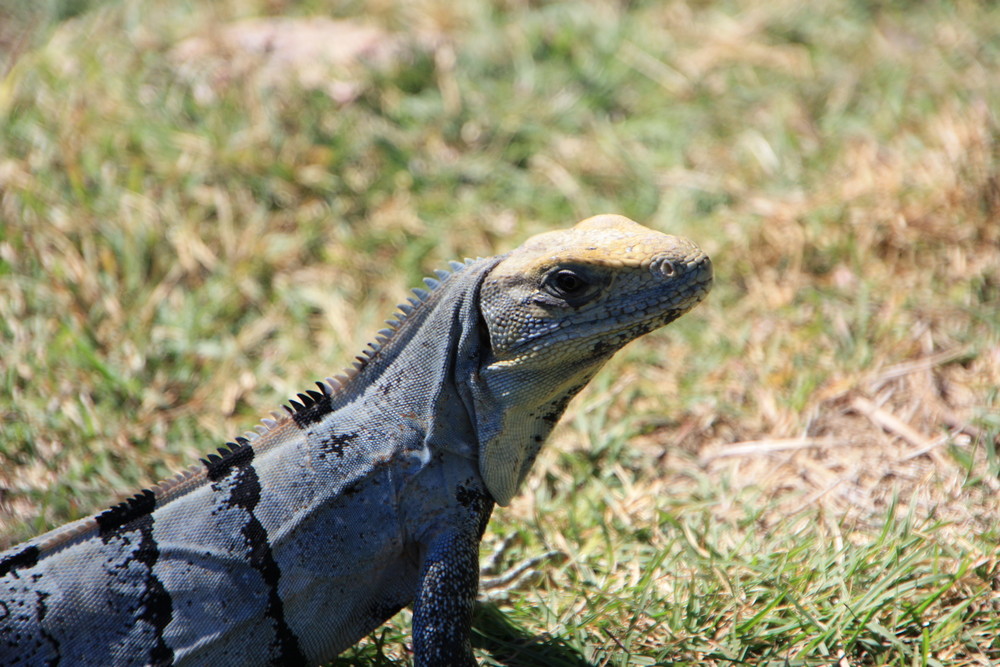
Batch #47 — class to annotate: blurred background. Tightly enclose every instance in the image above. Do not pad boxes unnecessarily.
[0,1,997,664]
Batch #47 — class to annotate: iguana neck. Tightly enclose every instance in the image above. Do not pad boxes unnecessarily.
[311,255,504,462]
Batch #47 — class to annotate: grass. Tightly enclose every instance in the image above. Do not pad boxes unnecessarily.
[1,0,998,664]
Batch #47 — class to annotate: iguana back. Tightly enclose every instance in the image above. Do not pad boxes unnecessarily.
[0,214,712,666]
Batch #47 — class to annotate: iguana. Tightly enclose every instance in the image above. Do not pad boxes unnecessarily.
[0,214,712,666]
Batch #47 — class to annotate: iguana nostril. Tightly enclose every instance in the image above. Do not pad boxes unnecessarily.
[696,255,714,285]
[650,256,677,278]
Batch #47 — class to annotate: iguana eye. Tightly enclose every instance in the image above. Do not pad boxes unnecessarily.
[542,269,590,299]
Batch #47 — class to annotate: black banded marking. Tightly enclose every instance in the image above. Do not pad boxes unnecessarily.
[0,545,39,577]
[203,437,255,483]
[290,389,334,428]
[96,490,175,665]
[96,489,157,538]
[130,513,175,666]
[210,443,307,663]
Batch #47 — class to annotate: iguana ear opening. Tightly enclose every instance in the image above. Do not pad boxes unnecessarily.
[476,308,494,359]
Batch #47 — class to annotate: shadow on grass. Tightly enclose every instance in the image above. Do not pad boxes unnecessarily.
[472,602,593,667]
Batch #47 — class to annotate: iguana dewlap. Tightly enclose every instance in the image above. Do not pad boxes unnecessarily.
[0,214,712,666]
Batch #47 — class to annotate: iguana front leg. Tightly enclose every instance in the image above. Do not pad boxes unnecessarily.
[412,528,482,667]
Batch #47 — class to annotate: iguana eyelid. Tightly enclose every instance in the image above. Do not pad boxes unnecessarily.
[542,268,588,296]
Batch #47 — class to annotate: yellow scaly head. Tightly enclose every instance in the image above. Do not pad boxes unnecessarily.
[473,214,713,505]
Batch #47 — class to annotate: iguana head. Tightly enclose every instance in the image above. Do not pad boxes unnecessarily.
[472,214,713,506]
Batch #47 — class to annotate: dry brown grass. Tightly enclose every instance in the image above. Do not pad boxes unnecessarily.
[666,100,1000,534]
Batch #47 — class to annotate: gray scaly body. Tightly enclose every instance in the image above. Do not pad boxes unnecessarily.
[0,215,712,666]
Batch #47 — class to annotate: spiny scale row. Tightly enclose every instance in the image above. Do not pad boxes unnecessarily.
[31,258,481,552]
[255,258,478,437]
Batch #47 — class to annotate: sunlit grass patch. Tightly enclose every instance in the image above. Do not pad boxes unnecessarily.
[1,0,998,664]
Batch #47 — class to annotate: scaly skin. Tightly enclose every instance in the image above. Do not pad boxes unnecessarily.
[0,214,711,666]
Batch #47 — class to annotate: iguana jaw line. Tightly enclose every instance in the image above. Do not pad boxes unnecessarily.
[496,280,710,366]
